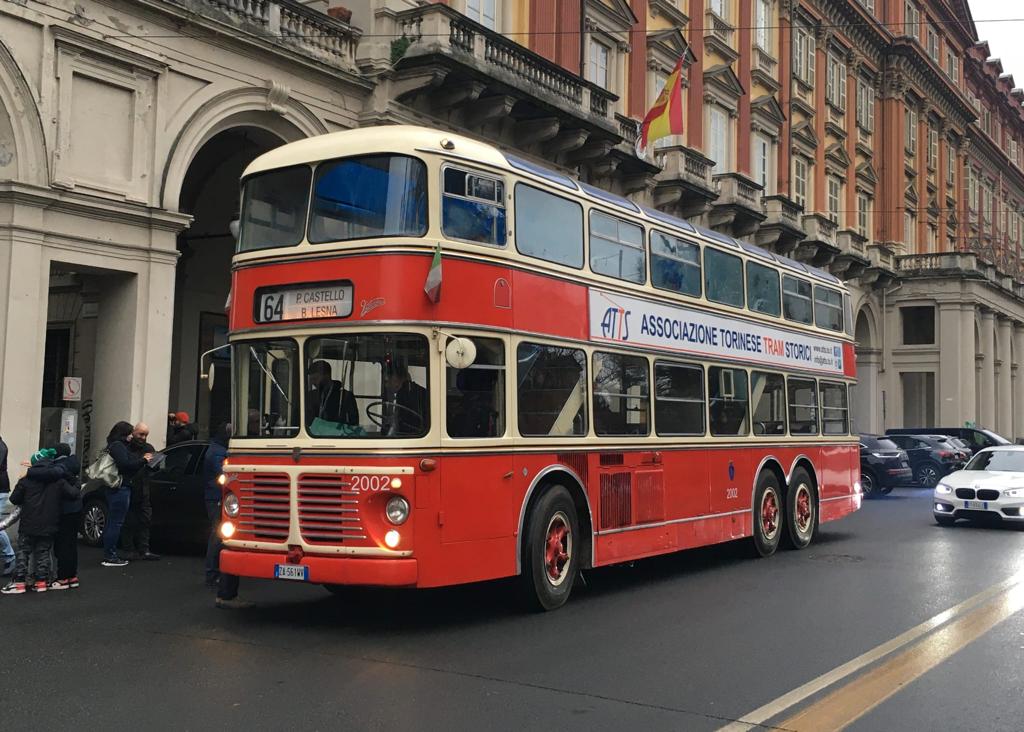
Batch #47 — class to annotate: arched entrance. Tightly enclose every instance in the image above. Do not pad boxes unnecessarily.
[168,126,289,441]
[854,307,881,434]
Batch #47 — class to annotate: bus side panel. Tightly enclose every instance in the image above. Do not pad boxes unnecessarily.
[512,270,588,341]
[820,444,860,523]
[662,449,710,522]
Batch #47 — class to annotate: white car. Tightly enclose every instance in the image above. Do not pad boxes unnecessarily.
[933,446,1024,526]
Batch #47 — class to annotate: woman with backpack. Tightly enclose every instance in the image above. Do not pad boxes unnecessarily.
[98,421,151,567]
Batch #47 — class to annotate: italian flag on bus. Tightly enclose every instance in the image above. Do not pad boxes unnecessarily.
[638,55,685,154]
[424,241,442,303]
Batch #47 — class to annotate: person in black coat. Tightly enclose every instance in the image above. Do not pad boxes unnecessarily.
[101,421,151,567]
[306,360,358,430]
[1,447,79,594]
[0,435,13,575]
[120,423,159,561]
[23,444,81,589]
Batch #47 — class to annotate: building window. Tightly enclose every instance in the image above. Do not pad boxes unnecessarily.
[793,24,815,87]
[708,106,730,174]
[859,0,875,13]
[465,0,497,29]
[928,126,938,171]
[904,210,916,247]
[588,38,610,90]
[905,105,917,155]
[754,0,771,51]
[826,52,847,111]
[982,106,991,136]
[857,192,872,239]
[752,134,773,193]
[904,1,920,40]
[1011,139,1019,168]
[927,223,937,252]
[984,184,994,225]
[968,168,978,213]
[827,176,842,225]
[901,306,935,345]
[946,50,958,80]
[793,156,810,210]
[710,0,728,20]
[856,78,875,132]
[946,141,956,187]
[927,25,939,61]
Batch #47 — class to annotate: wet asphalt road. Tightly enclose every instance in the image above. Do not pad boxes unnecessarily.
[4,487,1024,731]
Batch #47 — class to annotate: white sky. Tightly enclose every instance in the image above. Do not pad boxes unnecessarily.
[968,0,1024,85]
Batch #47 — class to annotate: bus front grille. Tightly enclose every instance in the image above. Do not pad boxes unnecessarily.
[234,473,291,542]
[297,474,367,543]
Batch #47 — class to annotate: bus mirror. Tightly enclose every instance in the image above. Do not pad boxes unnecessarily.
[229,219,240,241]
[201,367,216,392]
[445,337,477,370]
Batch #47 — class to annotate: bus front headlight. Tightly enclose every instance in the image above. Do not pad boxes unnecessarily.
[385,496,410,525]
[223,492,240,517]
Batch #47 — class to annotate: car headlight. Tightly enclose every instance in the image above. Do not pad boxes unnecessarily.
[223,492,240,517]
[385,495,410,525]
[935,483,953,495]
[1006,488,1024,498]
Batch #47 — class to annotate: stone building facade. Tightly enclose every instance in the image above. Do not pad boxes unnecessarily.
[3,0,1024,467]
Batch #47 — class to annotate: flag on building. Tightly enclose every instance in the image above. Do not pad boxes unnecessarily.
[424,241,442,303]
[638,55,685,154]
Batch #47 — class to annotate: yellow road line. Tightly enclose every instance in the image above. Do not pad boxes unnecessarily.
[778,580,1024,732]
[718,571,1024,732]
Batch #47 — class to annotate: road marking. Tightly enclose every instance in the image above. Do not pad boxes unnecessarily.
[778,579,1024,731]
[718,570,1024,732]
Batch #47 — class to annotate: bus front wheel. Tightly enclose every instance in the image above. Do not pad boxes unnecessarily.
[520,485,580,611]
[752,471,783,557]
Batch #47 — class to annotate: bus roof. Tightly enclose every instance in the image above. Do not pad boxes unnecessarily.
[242,125,841,286]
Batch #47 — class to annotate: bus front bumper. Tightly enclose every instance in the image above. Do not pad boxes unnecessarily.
[220,549,418,587]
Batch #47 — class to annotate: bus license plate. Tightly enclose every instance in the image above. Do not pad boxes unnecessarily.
[964,500,988,510]
[274,564,309,581]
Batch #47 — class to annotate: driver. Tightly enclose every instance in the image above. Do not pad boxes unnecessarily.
[306,360,358,428]
[385,361,428,436]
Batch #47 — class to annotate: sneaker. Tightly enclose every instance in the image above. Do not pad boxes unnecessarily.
[102,557,129,567]
[31,580,47,593]
[1,581,26,595]
[215,597,255,610]
[140,552,161,561]
[49,578,78,591]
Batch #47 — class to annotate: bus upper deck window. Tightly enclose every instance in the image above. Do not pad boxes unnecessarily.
[238,166,312,252]
[442,167,507,247]
[782,275,813,325]
[651,230,701,297]
[814,285,844,332]
[590,211,645,284]
[704,248,745,308]
[514,184,584,269]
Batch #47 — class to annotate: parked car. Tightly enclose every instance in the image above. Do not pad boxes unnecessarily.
[81,440,210,547]
[925,435,971,463]
[884,433,966,487]
[933,446,1024,526]
[885,427,1009,454]
[859,435,913,497]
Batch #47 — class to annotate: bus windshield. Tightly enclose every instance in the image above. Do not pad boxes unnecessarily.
[234,339,302,438]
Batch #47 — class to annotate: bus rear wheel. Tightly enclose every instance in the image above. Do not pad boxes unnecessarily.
[520,485,580,611]
[752,471,783,557]
[785,468,817,550]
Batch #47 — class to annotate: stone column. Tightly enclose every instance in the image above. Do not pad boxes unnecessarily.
[998,316,1013,437]
[854,348,882,433]
[938,303,965,424]
[980,308,996,429]
[960,303,977,425]
[1014,324,1024,441]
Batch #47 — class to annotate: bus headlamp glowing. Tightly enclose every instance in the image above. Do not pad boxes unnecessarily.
[384,530,401,548]
[220,521,236,539]
[217,473,228,487]
[223,492,240,517]
[386,496,410,525]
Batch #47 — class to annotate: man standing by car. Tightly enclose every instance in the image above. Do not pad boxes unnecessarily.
[121,423,160,561]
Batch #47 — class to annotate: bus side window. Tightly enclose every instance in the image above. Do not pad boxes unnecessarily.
[704,248,745,308]
[590,211,645,284]
[820,382,849,435]
[514,184,584,269]
[592,352,650,436]
[782,275,813,325]
[517,343,588,437]
[651,230,701,297]
[708,366,749,436]
[654,362,705,435]
[788,377,819,435]
[814,285,844,332]
[442,167,506,247]
[746,261,781,317]
[446,337,506,438]
[751,371,786,435]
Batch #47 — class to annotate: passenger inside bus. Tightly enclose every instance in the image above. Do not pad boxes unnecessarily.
[306,360,359,428]
[384,361,428,436]
[448,368,500,438]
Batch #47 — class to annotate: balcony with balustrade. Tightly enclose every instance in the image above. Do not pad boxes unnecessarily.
[754,195,804,257]
[708,172,765,237]
[378,3,641,179]
[652,144,718,221]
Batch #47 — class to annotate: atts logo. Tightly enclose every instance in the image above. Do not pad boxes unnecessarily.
[601,306,631,341]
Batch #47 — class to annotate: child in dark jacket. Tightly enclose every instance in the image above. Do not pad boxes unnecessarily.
[1,446,80,594]
[23,444,82,589]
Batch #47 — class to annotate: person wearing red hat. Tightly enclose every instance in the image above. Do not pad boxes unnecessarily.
[166,411,197,447]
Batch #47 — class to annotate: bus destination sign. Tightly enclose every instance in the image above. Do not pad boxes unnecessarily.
[256,281,353,323]
[589,288,845,376]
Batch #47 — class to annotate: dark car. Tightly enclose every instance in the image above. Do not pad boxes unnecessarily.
[883,433,966,487]
[885,427,1009,455]
[859,435,913,496]
[81,441,210,547]
[925,435,971,463]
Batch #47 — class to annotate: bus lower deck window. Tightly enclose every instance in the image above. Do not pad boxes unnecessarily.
[517,343,587,436]
[592,352,650,436]
[655,362,705,436]
[820,382,849,435]
[788,377,819,435]
[708,366,749,436]
[751,371,786,435]
[446,336,506,438]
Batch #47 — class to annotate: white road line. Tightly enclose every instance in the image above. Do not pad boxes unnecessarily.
[716,570,1024,732]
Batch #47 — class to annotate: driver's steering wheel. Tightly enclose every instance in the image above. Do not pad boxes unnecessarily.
[365,400,425,431]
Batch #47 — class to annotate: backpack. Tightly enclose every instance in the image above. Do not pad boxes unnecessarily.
[85,449,122,490]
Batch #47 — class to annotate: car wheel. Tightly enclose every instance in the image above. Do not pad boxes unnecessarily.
[81,499,107,547]
[935,514,956,527]
[861,470,877,498]
[752,470,783,557]
[519,485,580,612]
[785,467,817,550]
[915,462,941,488]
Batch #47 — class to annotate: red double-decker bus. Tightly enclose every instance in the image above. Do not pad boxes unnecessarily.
[216,126,860,610]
